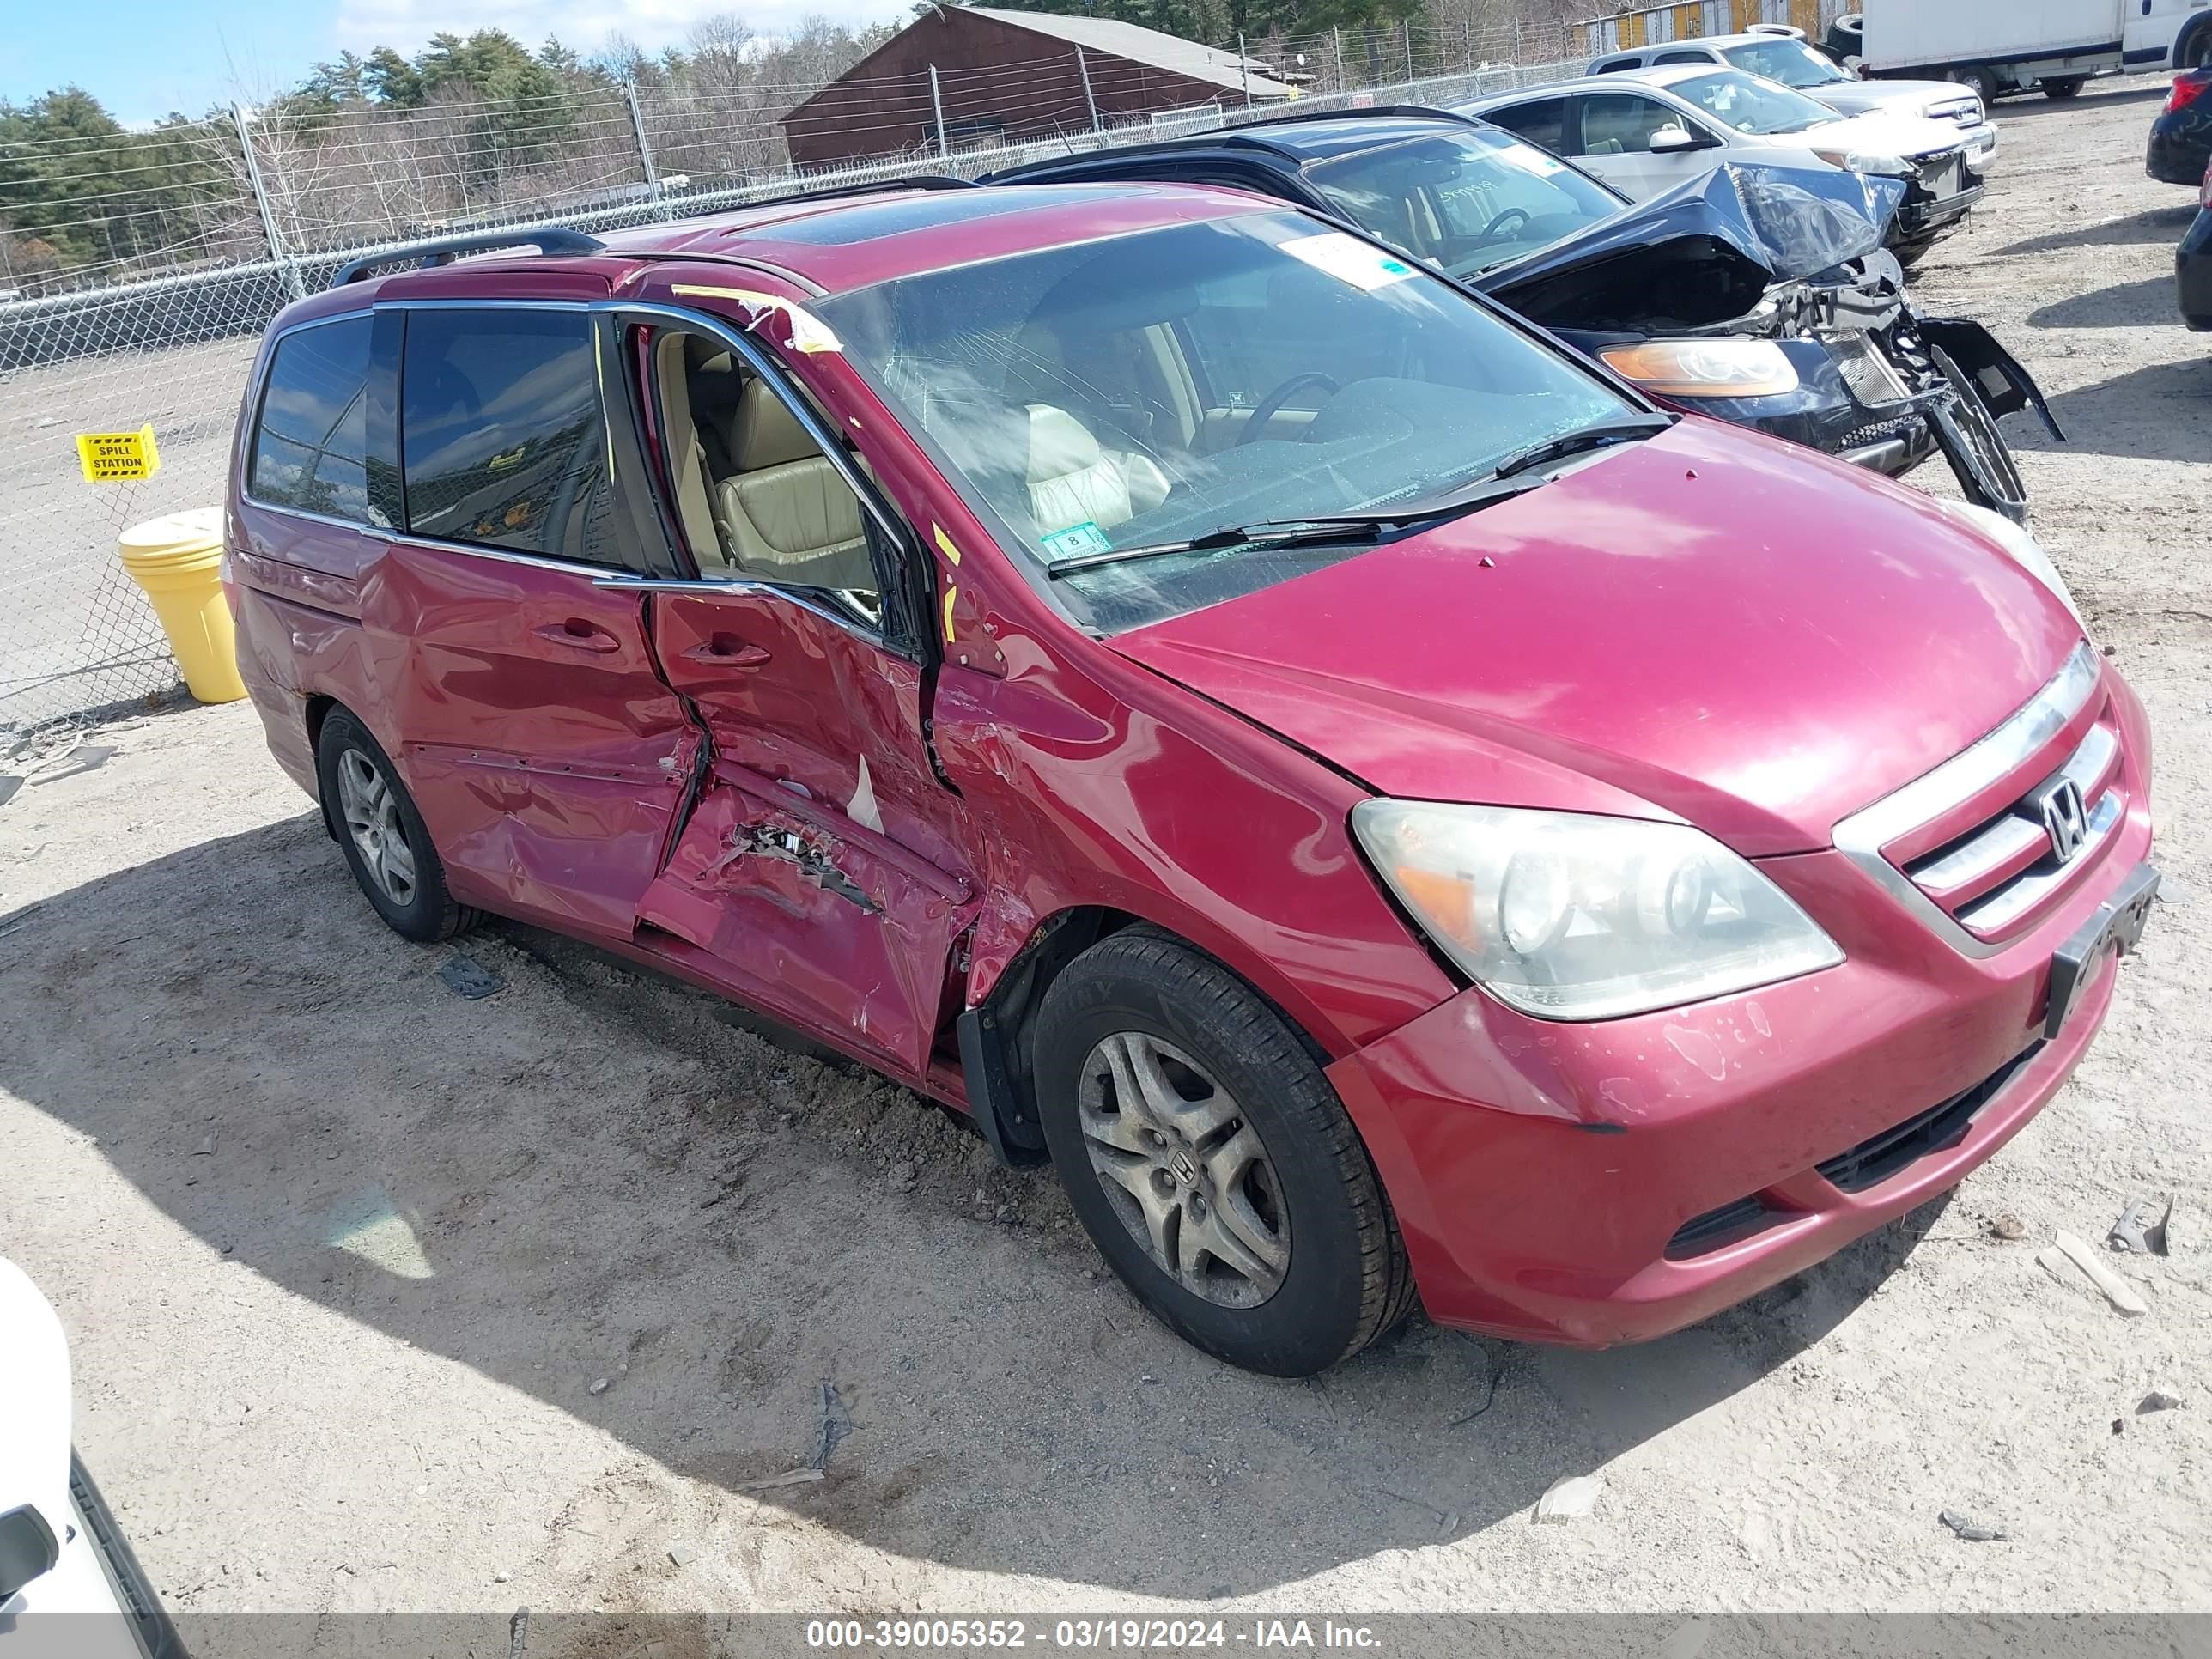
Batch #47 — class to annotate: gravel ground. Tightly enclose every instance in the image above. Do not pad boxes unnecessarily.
[1,77,2208,1630]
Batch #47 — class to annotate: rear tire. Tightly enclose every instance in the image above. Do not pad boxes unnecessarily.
[315,708,480,942]
[1032,927,1415,1376]
[1951,66,2000,106]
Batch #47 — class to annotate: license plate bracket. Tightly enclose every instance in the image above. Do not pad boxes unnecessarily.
[2045,863,2160,1040]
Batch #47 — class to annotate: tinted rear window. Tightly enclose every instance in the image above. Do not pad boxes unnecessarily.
[250,315,374,524]
[1484,98,1568,154]
[400,309,621,565]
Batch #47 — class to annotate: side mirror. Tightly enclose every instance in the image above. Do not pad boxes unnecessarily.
[1649,125,1707,154]
[0,1504,60,1601]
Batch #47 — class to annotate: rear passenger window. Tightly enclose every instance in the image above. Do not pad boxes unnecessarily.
[1591,57,1642,73]
[1656,49,1716,64]
[250,316,374,525]
[400,309,622,566]
[1486,98,1568,155]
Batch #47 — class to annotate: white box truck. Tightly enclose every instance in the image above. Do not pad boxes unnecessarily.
[1842,0,2212,101]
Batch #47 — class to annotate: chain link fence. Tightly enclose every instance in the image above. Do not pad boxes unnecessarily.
[3,3,1856,736]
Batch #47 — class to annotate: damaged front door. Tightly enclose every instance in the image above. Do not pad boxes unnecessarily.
[614,307,975,1082]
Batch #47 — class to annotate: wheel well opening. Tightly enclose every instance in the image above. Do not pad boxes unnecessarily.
[304,695,341,838]
[962,908,1337,1165]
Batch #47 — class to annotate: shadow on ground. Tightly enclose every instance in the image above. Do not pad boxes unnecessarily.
[0,821,1937,1598]
[2028,275,2192,330]
[1996,203,2201,259]
[2010,357,2212,461]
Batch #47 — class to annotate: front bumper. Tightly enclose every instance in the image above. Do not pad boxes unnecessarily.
[1328,675,2154,1348]
[1896,179,1984,243]
[2179,207,2212,331]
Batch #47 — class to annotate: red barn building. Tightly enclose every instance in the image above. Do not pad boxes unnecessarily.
[782,6,1298,168]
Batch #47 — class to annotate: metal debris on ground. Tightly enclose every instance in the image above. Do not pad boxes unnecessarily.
[438,956,506,1000]
[809,1381,853,1472]
[2137,1391,2183,1414]
[2040,1231,2150,1316]
[28,744,115,785]
[667,1542,696,1567]
[1940,1509,2007,1542]
[192,1134,214,1156]
[2154,877,2191,906]
[734,1468,826,1492]
[2107,1195,2172,1256]
[1534,1474,1602,1524]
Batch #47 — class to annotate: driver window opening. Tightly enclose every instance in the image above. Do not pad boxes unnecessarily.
[650,330,884,619]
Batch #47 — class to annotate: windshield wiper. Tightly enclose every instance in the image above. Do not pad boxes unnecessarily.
[1044,517,1392,580]
[1490,415,1674,481]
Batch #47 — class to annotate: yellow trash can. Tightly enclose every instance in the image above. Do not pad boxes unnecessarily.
[117,507,248,705]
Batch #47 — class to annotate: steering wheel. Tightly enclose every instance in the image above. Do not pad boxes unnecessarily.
[1236,372,1343,445]
[1476,206,1532,245]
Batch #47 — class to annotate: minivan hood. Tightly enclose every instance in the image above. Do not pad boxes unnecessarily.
[1484,163,1905,331]
[1112,422,2086,857]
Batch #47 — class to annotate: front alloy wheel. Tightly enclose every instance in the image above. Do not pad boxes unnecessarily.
[1034,926,1416,1376]
[1079,1031,1290,1308]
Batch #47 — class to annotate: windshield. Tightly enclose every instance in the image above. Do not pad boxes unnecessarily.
[1722,38,1850,89]
[814,212,1638,632]
[1669,70,1839,135]
[1305,127,1626,279]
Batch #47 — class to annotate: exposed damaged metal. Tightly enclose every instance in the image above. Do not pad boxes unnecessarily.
[1489,165,2059,524]
[712,817,882,915]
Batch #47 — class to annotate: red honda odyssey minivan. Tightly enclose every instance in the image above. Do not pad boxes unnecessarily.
[226,184,2158,1376]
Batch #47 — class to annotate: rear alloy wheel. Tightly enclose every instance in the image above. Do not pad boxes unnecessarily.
[1034,927,1415,1376]
[316,708,480,942]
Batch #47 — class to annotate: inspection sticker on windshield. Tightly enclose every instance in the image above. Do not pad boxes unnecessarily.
[1279,232,1416,291]
[1041,520,1113,560]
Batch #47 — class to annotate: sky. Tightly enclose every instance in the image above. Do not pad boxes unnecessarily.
[0,0,916,125]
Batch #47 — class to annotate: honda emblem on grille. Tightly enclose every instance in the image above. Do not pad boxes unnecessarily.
[2038,778,2090,863]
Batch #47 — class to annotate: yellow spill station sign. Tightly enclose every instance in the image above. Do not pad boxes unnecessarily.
[76,425,161,483]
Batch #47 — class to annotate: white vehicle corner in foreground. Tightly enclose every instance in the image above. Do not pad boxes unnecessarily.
[0,1257,183,1659]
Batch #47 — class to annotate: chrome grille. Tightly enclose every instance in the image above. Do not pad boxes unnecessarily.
[1904,719,2124,934]
[1834,643,2128,954]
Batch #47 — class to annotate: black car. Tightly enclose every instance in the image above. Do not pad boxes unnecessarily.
[988,108,2058,522]
[2149,70,2212,185]
[2181,174,2212,330]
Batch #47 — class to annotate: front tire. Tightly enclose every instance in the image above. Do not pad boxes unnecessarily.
[1032,927,1414,1376]
[316,708,479,942]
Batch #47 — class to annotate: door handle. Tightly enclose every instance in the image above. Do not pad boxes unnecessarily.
[534,620,622,654]
[683,639,772,668]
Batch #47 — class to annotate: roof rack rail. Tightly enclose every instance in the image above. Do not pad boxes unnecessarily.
[735,173,981,213]
[331,227,606,288]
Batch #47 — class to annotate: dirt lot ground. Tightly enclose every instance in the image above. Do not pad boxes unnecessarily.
[3,78,2209,1627]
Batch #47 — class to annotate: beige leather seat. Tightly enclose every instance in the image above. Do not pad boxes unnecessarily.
[1024,404,1171,535]
[714,380,877,592]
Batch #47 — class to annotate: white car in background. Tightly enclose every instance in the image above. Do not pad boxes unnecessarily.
[0,1257,183,1658]
[1583,27,1999,165]
[1461,64,1983,262]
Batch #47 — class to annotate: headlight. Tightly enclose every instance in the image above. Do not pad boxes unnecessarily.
[1597,338,1799,398]
[1353,802,1843,1022]
[1931,499,2087,629]
[1811,147,1915,176]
